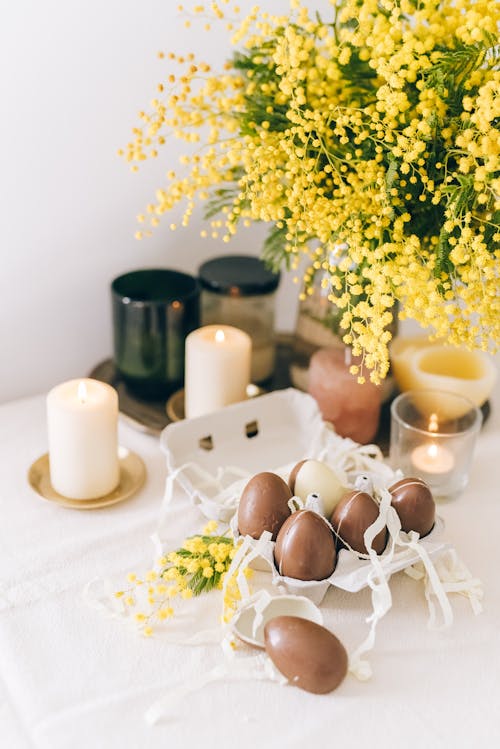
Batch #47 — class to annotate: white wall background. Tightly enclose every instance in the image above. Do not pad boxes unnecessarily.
[1,1,496,403]
[0,0,310,404]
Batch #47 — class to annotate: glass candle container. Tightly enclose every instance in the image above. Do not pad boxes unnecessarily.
[111,269,200,399]
[390,390,482,500]
[198,255,280,383]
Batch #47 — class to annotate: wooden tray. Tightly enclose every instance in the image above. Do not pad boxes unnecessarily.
[88,335,295,437]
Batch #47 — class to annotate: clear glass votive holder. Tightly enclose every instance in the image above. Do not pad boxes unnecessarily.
[390,390,482,500]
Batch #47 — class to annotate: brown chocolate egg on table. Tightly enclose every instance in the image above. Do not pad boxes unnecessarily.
[288,458,345,516]
[274,509,336,580]
[238,471,292,540]
[264,615,348,694]
[389,477,435,537]
[330,490,387,555]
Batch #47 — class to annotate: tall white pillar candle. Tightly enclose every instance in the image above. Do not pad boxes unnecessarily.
[185,325,251,418]
[47,378,120,499]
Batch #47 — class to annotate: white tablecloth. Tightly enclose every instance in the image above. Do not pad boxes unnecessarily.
[0,387,499,749]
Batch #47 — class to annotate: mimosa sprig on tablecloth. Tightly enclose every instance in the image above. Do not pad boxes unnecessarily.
[115,521,251,636]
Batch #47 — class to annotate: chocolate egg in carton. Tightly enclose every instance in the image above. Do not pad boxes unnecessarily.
[228,463,448,605]
[160,389,449,604]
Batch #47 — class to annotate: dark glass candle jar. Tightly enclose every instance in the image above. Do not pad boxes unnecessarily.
[198,255,280,383]
[111,269,200,399]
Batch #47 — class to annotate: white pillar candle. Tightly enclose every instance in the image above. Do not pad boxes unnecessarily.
[185,325,251,418]
[47,378,120,499]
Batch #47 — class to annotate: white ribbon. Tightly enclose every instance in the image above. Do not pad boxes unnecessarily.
[160,461,252,527]
[249,589,274,640]
[322,438,389,479]
[155,462,192,541]
[397,530,453,630]
[221,530,273,612]
[144,653,286,725]
[81,577,127,619]
[82,577,225,644]
[404,547,483,623]
[349,489,400,680]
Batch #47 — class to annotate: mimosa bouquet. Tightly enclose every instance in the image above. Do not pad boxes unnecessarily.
[122,0,500,382]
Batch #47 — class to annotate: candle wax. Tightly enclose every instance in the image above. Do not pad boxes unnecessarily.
[390,336,497,416]
[411,443,455,475]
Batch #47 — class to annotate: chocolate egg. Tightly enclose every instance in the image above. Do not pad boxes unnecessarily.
[288,458,345,516]
[389,477,435,537]
[330,490,387,555]
[264,616,348,694]
[274,509,336,580]
[238,472,292,540]
[288,460,307,494]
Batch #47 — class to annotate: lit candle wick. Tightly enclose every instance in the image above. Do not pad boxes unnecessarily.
[428,443,438,458]
[78,381,87,404]
[215,329,225,343]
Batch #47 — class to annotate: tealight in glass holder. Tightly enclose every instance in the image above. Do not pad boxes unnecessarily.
[390,390,482,500]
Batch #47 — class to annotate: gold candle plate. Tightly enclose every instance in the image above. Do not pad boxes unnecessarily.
[28,448,146,509]
[166,383,266,422]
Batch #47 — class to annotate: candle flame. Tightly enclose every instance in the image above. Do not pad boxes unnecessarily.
[428,443,438,458]
[428,413,439,432]
[215,329,225,343]
[77,381,87,404]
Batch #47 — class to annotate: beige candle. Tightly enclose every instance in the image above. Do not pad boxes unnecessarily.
[390,336,497,417]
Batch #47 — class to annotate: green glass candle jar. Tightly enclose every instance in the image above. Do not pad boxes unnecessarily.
[111,269,200,399]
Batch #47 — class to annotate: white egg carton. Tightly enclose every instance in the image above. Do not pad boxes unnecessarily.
[160,388,449,602]
[161,388,392,521]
